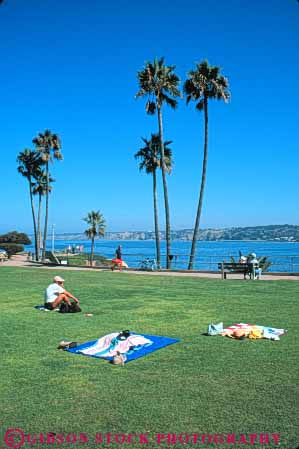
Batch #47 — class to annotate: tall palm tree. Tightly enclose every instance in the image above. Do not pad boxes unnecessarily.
[184,60,230,270]
[83,211,106,266]
[17,149,44,261]
[32,169,55,260]
[136,57,181,268]
[32,130,62,261]
[134,134,173,268]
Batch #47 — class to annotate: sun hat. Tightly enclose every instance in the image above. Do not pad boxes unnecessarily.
[54,275,65,282]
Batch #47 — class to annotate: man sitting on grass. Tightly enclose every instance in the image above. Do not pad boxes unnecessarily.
[44,275,79,310]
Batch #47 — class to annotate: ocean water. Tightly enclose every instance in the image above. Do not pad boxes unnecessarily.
[27,239,299,272]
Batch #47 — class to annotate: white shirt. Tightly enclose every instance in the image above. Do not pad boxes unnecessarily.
[45,282,65,303]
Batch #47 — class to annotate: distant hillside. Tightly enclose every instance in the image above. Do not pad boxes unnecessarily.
[53,224,299,242]
[181,224,299,242]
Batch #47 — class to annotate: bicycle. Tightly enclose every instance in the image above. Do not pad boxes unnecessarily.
[139,258,158,271]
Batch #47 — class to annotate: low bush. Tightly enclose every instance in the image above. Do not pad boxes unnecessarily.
[0,243,24,258]
[0,230,31,245]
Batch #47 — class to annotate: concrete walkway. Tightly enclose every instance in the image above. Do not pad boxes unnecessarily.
[1,254,299,281]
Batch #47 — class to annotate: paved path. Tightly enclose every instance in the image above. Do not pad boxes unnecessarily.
[1,254,299,281]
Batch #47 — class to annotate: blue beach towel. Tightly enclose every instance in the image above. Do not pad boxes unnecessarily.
[66,333,180,363]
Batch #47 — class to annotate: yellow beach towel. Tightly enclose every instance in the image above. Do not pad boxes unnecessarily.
[249,328,263,339]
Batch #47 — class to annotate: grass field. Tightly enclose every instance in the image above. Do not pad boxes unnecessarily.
[0,267,298,449]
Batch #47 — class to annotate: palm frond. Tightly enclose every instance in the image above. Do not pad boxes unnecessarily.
[42,153,51,162]
[32,130,63,161]
[183,78,194,96]
[17,148,45,181]
[54,151,63,160]
[136,57,181,113]
[161,93,177,110]
[135,88,147,99]
[185,60,230,110]
[146,101,156,115]
[196,99,205,111]
[210,66,220,79]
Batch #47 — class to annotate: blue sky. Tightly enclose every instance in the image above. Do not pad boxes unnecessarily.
[1,0,298,234]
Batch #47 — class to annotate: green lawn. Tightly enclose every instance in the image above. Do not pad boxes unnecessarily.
[56,253,111,267]
[0,267,298,449]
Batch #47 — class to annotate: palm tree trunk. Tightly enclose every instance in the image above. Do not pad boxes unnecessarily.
[188,96,209,270]
[152,169,161,268]
[37,193,42,261]
[157,106,171,269]
[42,162,49,261]
[29,176,38,261]
[90,236,95,266]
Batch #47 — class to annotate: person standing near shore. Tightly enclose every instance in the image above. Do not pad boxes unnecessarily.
[111,245,123,271]
[116,245,122,260]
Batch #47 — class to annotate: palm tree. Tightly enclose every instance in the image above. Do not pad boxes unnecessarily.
[184,60,230,270]
[32,130,62,261]
[134,134,173,268]
[32,170,55,260]
[136,57,181,268]
[17,149,44,261]
[83,211,106,266]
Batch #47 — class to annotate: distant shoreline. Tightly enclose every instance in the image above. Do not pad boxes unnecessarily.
[49,238,299,243]
[40,224,298,243]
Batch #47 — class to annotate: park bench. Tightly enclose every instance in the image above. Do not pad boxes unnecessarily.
[218,262,254,280]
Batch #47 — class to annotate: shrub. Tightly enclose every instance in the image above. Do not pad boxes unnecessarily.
[0,243,24,258]
[0,231,31,245]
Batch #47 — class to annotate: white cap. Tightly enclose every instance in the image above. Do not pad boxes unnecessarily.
[54,275,65,282]
[251,253,256,258]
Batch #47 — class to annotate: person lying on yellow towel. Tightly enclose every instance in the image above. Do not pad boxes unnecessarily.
[221,327,262,339]
[221,328,250,339]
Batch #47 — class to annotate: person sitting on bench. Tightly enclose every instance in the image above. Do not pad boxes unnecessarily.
[247,253,262,280]
[44,275,79,310]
